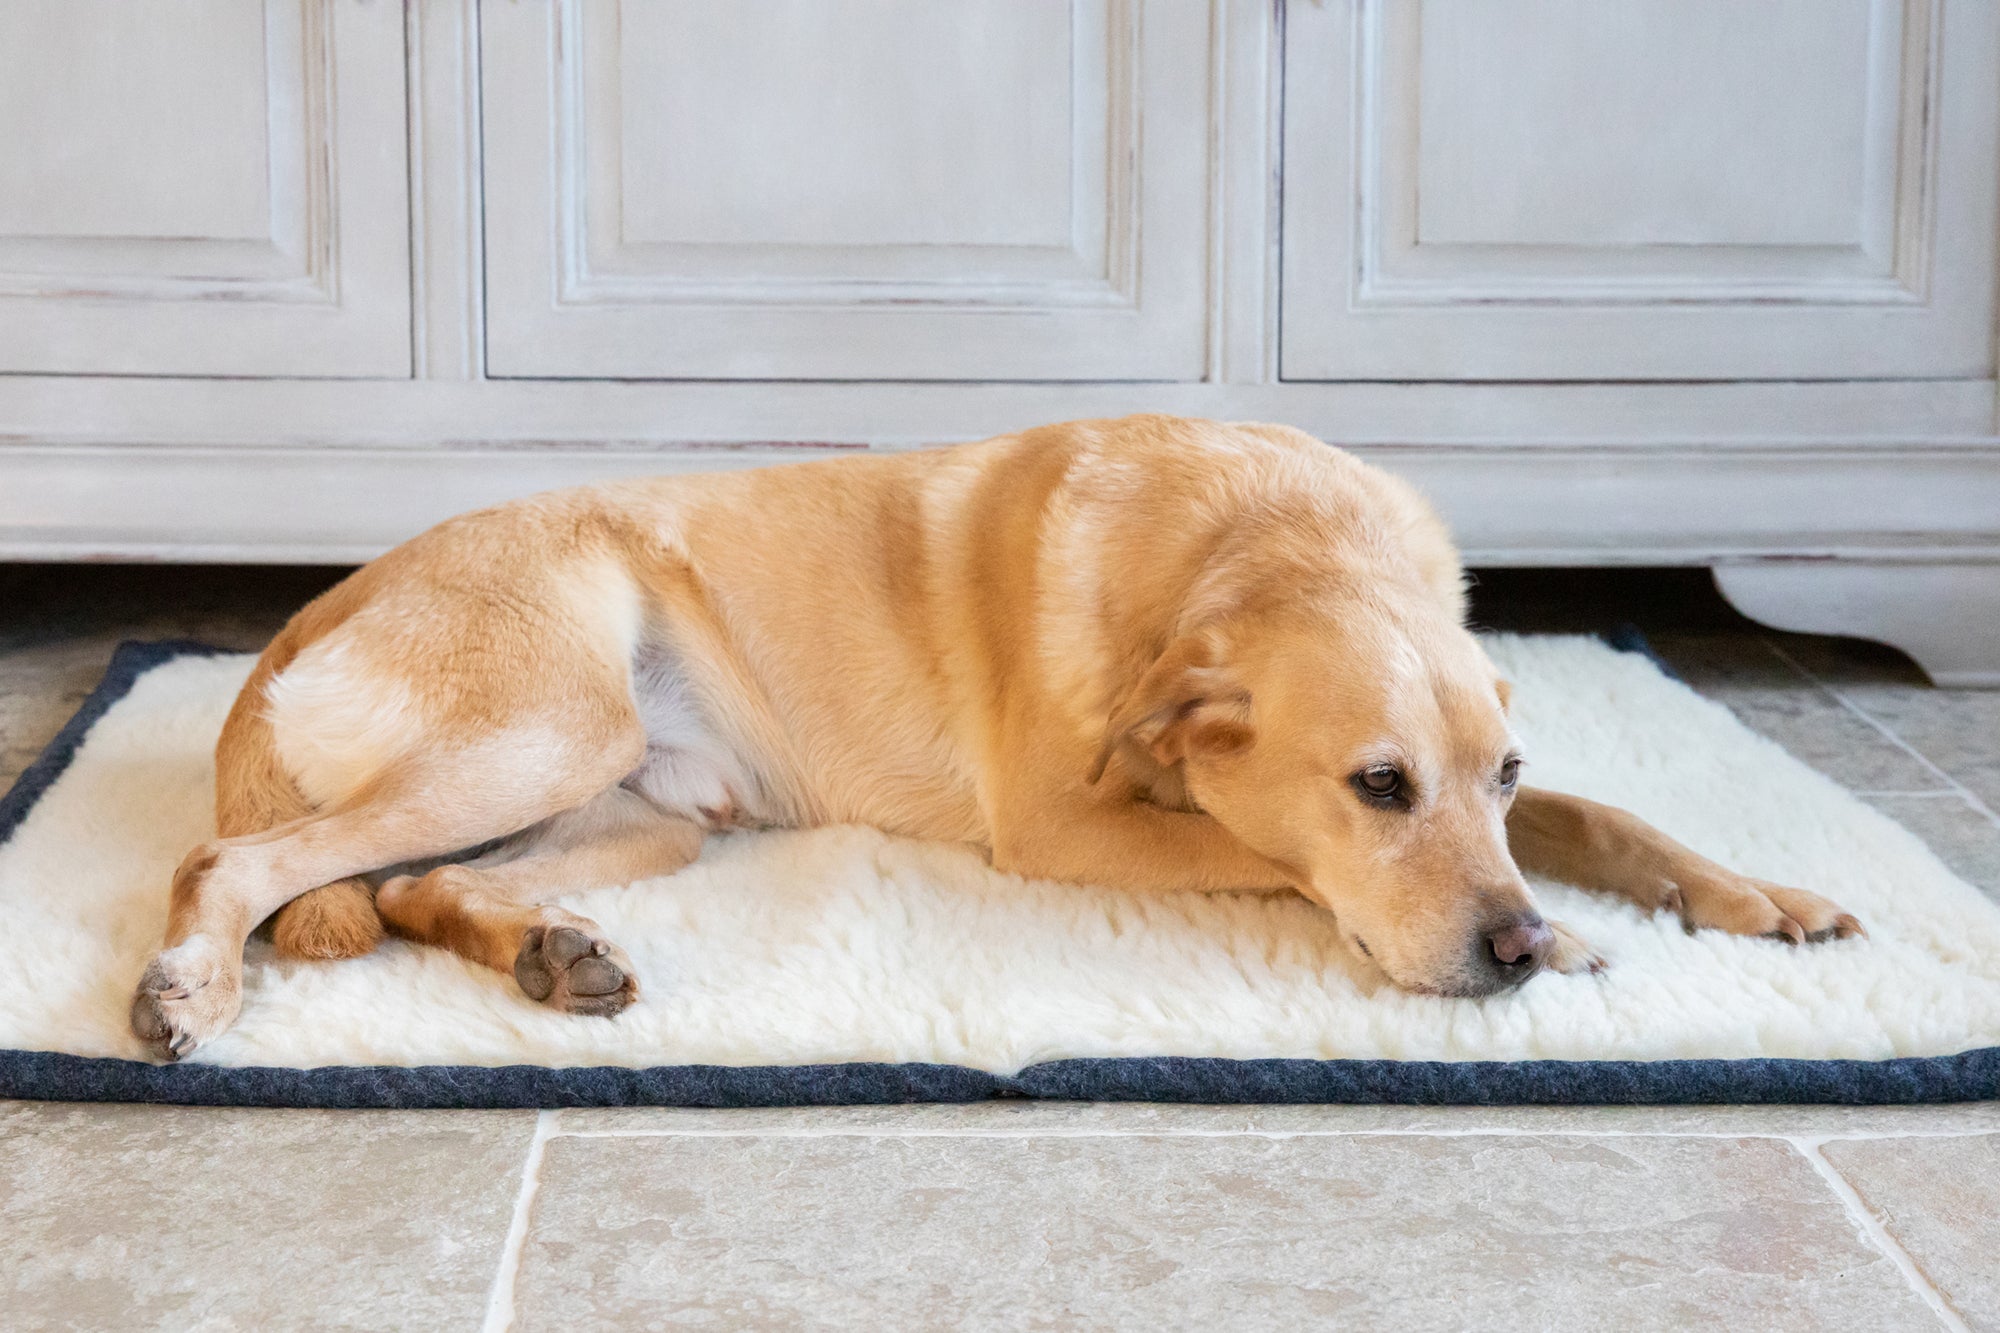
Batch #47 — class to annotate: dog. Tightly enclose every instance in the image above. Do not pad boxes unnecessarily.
[130,415,1862,1059]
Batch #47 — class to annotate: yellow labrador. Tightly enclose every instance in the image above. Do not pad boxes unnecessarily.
[132,416,1861,1058]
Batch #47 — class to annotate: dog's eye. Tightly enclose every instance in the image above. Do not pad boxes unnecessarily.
[1499,756,1522,789]
[1351,765,1407,808]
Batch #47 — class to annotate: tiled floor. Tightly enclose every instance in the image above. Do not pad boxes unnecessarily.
[3,564,1998,1330]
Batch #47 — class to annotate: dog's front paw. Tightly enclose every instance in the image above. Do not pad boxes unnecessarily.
[129,935,241,1061]
[514,917,638,1017]
[1544,919,1606,975]
[1673,874,1864,946]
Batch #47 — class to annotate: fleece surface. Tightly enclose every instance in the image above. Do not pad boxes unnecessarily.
[2,637,1999,1099]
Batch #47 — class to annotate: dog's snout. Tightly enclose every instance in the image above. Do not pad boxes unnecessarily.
[1483,915,1553,984]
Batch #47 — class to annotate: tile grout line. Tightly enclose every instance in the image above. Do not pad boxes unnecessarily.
[1764,639,2000,835]
[542,1125,2000,1142]
[1791,1137,1969,1331]
[480,1109,556,1333]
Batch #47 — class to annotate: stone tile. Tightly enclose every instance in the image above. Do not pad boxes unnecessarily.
[0,563,291,775]
[1822,1134,2000,1328]
[1709,688,1945,794]
[1774,634,1930,688]
[1643,636,1946,793]
[0,683,87,753]
[0,632,125,674]
[0,648,115,789]
[0,653,109,712]
[0,1102,535,1331]
[556,1099,2000,1140]
[1647,632,1810,690]
[1844,686,2000,813]
[516,1131,1928,1330]
[1864,794,2000,899]
[1,748,42,792]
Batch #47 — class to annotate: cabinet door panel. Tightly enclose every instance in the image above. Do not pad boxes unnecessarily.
[0,0,410,377]
[481,0,1215,380]
[1281,0,1999,380]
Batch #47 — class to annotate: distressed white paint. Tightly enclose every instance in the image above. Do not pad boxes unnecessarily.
[4,432,1996,567]
[618,2,1078,250]
[0,0,1995,681]
[1715,562,2000,688]
[409,0,486,380]
[478,0,1226,379]
[0,0,411,376]
[1415,0,1877,250]
[1280,0,2000,380]
[1,375,1986,450]
[0,1,273,242]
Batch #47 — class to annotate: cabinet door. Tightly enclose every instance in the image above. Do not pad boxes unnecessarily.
[0,0,409,377]
[480,0,1214,380]
[1281,0,1999,380]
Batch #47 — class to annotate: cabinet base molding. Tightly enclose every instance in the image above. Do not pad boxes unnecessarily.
[2,439,1994,564]
[0,375,1991,450]
[2,373,1995,685]
[1714,560,2000,688]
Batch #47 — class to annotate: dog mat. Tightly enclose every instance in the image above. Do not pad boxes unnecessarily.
[2,638,1997,1107]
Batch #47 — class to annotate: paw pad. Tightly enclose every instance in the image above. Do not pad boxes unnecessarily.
[514,923,637,1016]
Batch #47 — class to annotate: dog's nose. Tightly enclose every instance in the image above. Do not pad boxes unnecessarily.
[1484,915,1554,984]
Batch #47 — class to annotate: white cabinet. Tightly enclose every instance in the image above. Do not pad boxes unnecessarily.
[0,0,1996,682]
[479,0,1218,380]
[0,0,411,377]
[1280,0,2000,380]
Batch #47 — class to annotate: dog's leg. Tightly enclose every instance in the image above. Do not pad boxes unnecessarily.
[990,789,1290,894]
[375,789,703,1015]
[130,726,645,1061]
[1507,786,1864,945]
[212,658,383,962]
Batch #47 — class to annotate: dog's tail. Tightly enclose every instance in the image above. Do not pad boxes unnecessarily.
[215,624,384,961]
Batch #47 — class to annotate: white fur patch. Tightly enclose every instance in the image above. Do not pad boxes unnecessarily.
[264,637,426,809]
[3,637,2000,1072]
[626,643,765,828]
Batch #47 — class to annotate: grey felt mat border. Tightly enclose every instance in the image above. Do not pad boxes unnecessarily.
[1,640,1994,1108]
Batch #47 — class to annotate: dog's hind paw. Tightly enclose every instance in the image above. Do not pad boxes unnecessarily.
[514,917,638,1017]
[1544,920,1606,975]
[129,935,242,1061]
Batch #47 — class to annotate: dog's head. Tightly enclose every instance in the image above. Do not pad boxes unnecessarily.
[1093,595,1547,996]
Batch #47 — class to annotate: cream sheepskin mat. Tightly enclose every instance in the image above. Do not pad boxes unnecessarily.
[3,636,1999,1080]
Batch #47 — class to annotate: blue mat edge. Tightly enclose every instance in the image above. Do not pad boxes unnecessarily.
[1,638,1993,1108]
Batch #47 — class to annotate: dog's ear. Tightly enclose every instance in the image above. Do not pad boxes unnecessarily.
[1495,678,1514,712]
[1088,634,1255,784]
